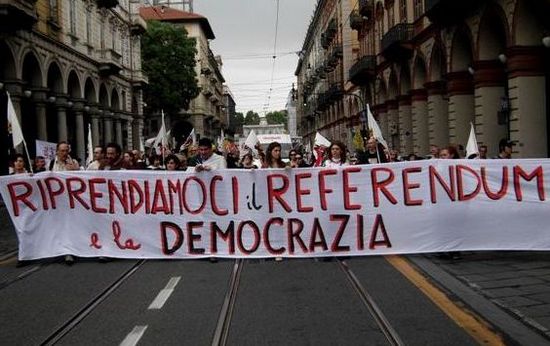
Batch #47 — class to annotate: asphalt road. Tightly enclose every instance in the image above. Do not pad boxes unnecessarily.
[1,206,548,345]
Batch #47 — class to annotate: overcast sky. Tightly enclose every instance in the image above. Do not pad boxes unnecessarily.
[193,0,317,115]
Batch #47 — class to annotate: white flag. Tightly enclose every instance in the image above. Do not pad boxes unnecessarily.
[139,136,145,153]
[180,128,196,151]
[245,130,259,151]
[7,91,24,147]
[466,122,479,159]
[86,124,93,165]
[314,132,331,147]
[153,110,168,154]
[367,104,388,150]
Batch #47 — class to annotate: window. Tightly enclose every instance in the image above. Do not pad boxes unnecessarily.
[100,19,105,51]
[111,23,116,50]
[49,0,58,21]
[414,0,423,20]
[86,7,92,43]
[399,0,407,23]
[69,0,76,35]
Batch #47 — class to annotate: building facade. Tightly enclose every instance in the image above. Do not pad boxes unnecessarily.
[223,85,237,136]
[0,0,148,165]
[297,0,550,158]
[295,0,360,149]
[139,5,226,142]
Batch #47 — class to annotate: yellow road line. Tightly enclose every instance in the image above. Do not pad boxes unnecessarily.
[0,256,17,266]
[386,255,504,346]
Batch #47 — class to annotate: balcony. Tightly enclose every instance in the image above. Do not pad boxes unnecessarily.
[130,13,147,35]
[131,70,149,89]
[349,10,363,31]
[359,0,373,19]
[98,49,123,76]
[327,84,344,102]
[0,0,38,32]
[97,0,119,9]
[425,0,480,26]
[381,23,414,61]
[332,46,343,59]
[326,18,337,38]
[316,92,330,111]
[349,55,376,85]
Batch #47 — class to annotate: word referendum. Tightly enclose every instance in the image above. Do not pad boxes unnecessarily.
[5,163,544,217]
[1,160,549,260]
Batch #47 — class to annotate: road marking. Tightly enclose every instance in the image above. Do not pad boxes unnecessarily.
[386,256,505,346]
[120,325,148,346]
[0,256,17,266]
[148,276,181,310]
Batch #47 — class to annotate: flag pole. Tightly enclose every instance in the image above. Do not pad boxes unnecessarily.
[22,139,34,174]
[161,110,166,168]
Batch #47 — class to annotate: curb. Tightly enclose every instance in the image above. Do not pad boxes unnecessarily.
[408,256,550,345]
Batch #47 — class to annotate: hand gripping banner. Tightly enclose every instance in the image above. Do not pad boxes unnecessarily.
[1,159,550,260]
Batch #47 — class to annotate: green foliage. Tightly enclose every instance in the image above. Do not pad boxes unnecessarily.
[353,127,364,151]
[244,110,260,125]
[229,112,244,134]
[265,110,287,126]
[141,21,199,116]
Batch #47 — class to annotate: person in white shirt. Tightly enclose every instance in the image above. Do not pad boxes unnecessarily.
[49,142,80,172]
[195,137,227,172]
[86,146,104,170]
[48,141,79,264]
[323,141,349,168]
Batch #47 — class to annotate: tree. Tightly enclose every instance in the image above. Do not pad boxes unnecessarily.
[266,110,287,126]
[244,110,260,125]
[141,21,199,117]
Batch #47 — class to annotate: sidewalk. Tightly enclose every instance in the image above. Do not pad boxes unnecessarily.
[413,252,550,343]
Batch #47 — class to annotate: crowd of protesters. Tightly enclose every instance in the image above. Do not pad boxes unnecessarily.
[6,136,515,176]
[4,135,516,266]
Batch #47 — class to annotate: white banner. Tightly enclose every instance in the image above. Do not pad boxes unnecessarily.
[1,159,550,260]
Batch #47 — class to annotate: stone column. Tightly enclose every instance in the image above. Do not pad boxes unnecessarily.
[104,114,114,144]
[398,95,413,155]
[386,100,399,150]
[447,71,474,149]
[125,117,133,150]
[55,97,68,142]
[192,114,205,138]
[410,89,429,156]
[73,101,86,161]
[115,117,123,148]
[473,60,507,157]
[425,81,449,148]
[373,104,389,142]
[507,46,547,158]
[32,89,48,140]
[91,112,101,147]
[132,116,144,150]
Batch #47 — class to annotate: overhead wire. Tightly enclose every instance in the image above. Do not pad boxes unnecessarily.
[262,0,281,115]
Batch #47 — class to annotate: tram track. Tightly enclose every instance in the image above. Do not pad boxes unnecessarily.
[0,248,18,262]
[338,259,405,346]
[211,259,244,346]
[0,248,47,291]
[40,259,147,346]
